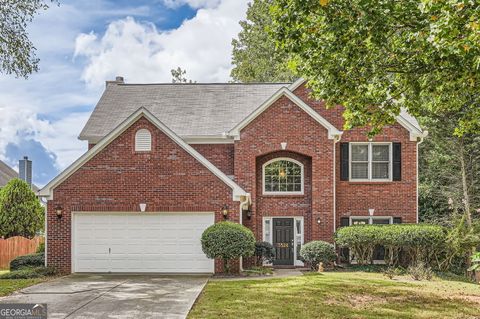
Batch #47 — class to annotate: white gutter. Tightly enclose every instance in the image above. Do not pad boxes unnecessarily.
[332,134,342,242]
[238,193,251,272]
[416,131,428,223]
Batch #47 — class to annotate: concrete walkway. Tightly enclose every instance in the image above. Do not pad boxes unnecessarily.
[0,274,208,319]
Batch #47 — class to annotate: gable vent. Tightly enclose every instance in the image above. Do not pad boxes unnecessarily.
[135,129,152,151]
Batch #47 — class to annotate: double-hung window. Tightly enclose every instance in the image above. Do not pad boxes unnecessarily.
[350,143,392,181]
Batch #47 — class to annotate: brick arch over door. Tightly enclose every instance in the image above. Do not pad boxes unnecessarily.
[253,151,313,242]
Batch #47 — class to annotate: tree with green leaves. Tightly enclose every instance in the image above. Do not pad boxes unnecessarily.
[0,0,58,78]
[231,0,295,83]
[170,67,196,83]
[271,0,480,136]
[0,179,44,239]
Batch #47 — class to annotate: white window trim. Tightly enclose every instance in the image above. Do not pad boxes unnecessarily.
[349,142,392,182]
[135,128,152,152]
[349,216,393,225]
[262,158,304,195]
[262,216,304,267]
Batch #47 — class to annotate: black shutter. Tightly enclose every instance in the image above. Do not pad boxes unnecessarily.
[340,217,350,227]
[392,142,401,181]
[340,142,349,181]
[393,217,402,224]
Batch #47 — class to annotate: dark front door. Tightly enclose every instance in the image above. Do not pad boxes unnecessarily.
[273,218,294,265]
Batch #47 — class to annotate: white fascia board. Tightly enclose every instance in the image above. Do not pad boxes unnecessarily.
[288,78,306,91]
[182,135,235,144]
[395,114,425,141]
[39,108,246,201]
[229,87,342,140]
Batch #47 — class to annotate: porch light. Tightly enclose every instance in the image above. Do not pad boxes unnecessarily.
[245,208,252,219]
[221,204,229,219]
[316,217,321,224]
[55,205,63,219]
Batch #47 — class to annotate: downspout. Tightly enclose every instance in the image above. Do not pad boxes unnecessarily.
[416,131,428,223]
[238,193,251,272]
[333,134,342,239]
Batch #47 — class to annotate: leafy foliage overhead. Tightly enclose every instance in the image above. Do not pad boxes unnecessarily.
[0,0,58,78]
[271,0,480,136]
[0,178,44,239]
[231,0,296,83]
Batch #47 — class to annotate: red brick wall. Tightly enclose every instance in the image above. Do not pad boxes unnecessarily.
[47,117,237,274]
[292,83,418,225]
[191,144,234,176]
[234,95,335,245]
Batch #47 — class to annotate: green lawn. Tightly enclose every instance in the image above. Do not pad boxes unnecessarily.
[189,272,480,319]
[0,271,45,297]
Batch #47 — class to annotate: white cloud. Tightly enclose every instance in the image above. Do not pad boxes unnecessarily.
[161,0,221,9]
[75,0,248,86]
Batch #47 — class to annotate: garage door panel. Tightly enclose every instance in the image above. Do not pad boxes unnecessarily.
[73,213,214,273]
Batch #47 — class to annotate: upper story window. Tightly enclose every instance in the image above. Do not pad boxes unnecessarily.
[350,143,391,181]
[135,129,152,152]
[263,158,304,195]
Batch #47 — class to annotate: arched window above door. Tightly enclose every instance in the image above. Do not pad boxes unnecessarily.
[262,158,304,195]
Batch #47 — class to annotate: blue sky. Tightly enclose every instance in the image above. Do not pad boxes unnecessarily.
[0,0,248,186]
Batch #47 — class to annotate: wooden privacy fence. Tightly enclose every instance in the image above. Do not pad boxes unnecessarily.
[0,236,44,269]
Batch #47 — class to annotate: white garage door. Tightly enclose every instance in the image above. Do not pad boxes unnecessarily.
[73,212,214,273]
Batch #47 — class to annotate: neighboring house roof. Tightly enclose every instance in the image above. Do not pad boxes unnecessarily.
[80,83,288,143]
[229,87,343,140]
[40,108,248,201]
[0,160,18,188]
[0,160,39,191]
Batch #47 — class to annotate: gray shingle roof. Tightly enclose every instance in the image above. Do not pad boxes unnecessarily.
[79,83,288,143]
[0,160,18,188]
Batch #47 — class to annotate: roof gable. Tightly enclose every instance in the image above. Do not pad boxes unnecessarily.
[229,87,343,140]
[39,108,247,201]
[290,78,425,141]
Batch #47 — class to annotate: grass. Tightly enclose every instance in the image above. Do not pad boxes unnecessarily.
[0,269,46,297]
[189,271,480,319]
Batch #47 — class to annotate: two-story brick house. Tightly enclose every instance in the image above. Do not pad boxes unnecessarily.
[39,78,426,273]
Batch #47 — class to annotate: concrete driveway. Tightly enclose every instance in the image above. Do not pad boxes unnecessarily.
[0,274,208,319]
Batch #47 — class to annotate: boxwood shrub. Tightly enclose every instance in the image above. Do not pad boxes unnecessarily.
[10,252,45,271]
[335,224,445,266]
[300,240,336,270]
[201,222,255,273]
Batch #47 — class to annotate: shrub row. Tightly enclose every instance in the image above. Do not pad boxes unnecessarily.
[10,252,45,271]
[335,224,445,267]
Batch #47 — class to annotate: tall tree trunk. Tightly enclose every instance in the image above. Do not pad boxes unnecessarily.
[459,137,475,274]
[459,137,472,227]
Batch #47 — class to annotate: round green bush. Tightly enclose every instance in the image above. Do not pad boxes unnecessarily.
[254,241,275,265]
[201,222,255,273]
[300,240,336,270]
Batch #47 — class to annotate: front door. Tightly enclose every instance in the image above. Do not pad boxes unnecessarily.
[273,218,294,265]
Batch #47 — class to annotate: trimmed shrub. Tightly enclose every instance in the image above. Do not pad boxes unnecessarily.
[300,240,336,270]
[0,267,56,279]
[408,262,433,281]
[335,224,445,267]
[201,222,255,273]
[254,241,275,266]
[10,253,44,271]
